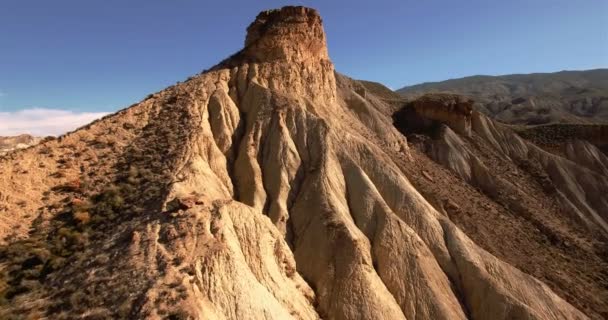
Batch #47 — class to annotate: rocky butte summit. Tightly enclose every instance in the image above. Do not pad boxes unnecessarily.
[1,6,607,319]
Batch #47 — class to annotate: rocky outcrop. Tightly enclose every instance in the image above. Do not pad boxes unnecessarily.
[394,93,473,136]
[243,7,328,63]
[0,6,597,320]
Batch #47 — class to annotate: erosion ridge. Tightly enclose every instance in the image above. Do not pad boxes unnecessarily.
[0,6,602,319]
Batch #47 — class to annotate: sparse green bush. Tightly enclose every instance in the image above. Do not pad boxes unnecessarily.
[69,290,87,309]
[117,298,133,318]
[53,179,80,192]
[0,238,51,303]
[0,173,141,307]
[39,146,53,155]
[89,185,124,222]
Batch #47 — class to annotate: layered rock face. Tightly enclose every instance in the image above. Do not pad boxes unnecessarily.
[393,93,473,137]
[0,6,599,320]
[244,7,329,62]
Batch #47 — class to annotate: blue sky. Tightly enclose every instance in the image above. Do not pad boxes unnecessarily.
[0,0,607,126]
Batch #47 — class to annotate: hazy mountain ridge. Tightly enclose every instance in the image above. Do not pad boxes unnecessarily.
[0,134,42,155]
[398,69,608,125]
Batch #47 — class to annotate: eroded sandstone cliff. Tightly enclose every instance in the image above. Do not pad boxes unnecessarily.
[0,6,601,320]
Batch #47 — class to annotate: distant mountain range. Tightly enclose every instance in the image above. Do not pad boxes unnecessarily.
[0,134,41,155]
[398,69,608,125]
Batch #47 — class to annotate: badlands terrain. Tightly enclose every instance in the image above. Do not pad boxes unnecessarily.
[0,6,607,320]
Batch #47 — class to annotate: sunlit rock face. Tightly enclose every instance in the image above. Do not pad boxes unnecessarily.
[244,7,329,63]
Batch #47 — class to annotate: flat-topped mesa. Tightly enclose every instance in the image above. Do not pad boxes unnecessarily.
[219,6,337,104]
[243,6,329,63]
[412,93,473,136]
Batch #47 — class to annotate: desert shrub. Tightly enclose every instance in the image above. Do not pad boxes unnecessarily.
[73,211,90,224]
[95,253,110,265]
[0,238,51,302]
[0,180,111,305]
[166,96,178,104]
[127,166,140,184]
[39,146,53,155]
[167,310,190,320]
[71,198,90,211]
[69,290,87,309]
[88,139,105,148]
[51,171,66,179]
[90,185,124,221]
[117,298,133,318]
[53,179,80,192]
[56,227,87,251]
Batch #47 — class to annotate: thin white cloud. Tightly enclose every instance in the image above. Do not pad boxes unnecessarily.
[0,92,5,97]
[0,108,109,136]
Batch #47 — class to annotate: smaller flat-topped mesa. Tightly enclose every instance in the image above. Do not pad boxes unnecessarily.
[394,93,474,136]
[414,93,473,136]
[242,6,329,63]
